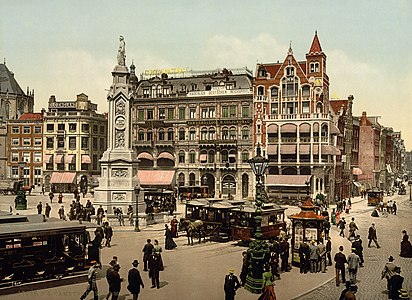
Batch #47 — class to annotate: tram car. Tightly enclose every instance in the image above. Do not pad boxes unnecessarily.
[367,189,384,206]
[0,213,97,289]
[184,198,286,242]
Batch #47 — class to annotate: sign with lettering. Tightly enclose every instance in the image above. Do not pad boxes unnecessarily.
[48,102,76,109]
[187,88,252,97]
[143,67,189,76]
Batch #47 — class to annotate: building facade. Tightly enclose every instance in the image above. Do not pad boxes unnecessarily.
[43,94,107,192]
[132,67,255,198]
[6,113,43,187]
[253,33,340,202]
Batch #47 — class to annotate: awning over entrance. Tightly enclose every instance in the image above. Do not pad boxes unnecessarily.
[266,175,310,187]
[55,155,63,164]
[138,170,176,187]
[352,167,362,175]
[138,152,154,161]
[44,154,53,163]
[50,172,76,184]
[157,152,174,161]
[82,155,91,164]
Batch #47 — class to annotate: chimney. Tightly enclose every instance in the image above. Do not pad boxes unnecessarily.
[361,111,367,126]
[49,95,56,103]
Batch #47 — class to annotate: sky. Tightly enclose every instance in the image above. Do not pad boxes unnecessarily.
[1,0,412,148]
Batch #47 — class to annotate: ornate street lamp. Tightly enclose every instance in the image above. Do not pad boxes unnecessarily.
[15,161,27,210]
[134,185,141,232]
[244,144,270,294]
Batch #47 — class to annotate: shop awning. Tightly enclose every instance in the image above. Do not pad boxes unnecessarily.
[353,181,362,188]
[299,123,311,133]
[266,175,311,187]
[280,124,297,133]
[65,155,75,164]
[299,144,310,155]
[138,152,154,161]
[138,170,176,187]
[352,167,362,175]
[50,172,76,184]
[267,144,278,155]
[55,155,63,164]
[157,152,175,161]
[44,154,53,163]
[280,144,296,154]
[82,155,91,164]
[321,145,334,155]
[267,124,278,133]
[199,154,207,162]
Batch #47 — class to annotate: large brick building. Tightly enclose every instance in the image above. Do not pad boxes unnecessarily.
[253,33,340,202]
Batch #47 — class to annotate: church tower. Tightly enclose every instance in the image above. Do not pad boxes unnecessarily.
[94,36,140,213]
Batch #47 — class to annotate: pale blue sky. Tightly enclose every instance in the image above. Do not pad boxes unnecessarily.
[1,0,411,148]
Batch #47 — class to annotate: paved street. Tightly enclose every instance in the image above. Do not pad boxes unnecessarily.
[0,191,411,299]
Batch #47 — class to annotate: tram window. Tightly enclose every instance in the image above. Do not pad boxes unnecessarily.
[262,215,269,226]
[268,215,277,225]
[186,207,193,218]
[32,237,45,246]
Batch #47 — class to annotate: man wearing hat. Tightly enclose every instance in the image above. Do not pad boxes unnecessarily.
[389,267,404,299]
[347,248,360,283]
[351,235,364,267]
[108,263,123,300]
[381,256,397,293]
[368,223,380,248]
[80,261,101,300]
[224,268,241,300]
[105,257,119,300]
[127,260,144,300]
[334,246,347,287]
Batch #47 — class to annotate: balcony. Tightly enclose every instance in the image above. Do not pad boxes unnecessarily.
[199,163,216,170]
[254,95,268,102]
[219,162,237,170]
[264,113,330,121]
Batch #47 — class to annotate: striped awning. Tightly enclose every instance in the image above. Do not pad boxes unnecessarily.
[55,155,63,164]
[299,144,310,155]
[267,144,278,155]
[138,152,154,161]
[65,154,75,164]
[82,155,91,164]
[50,172,76,184]
[299,123,311,133]
[157,152,174,161]
[280,124,297,133]
[280,144,296,154]
[138,170,176,187]
[352,167,362,175]
[266,175,310,187]
[44,154,53,163]
[267,124,278,133]
[321,145,334,155]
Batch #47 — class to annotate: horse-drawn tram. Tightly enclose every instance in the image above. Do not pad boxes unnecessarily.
[0,213,97,292]
[184,198,286,242]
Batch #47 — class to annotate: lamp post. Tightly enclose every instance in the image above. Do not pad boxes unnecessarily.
[244,145,270,294]
[134,185,141,232]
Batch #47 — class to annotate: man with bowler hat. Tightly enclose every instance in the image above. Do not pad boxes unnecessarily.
[127,259,144,300]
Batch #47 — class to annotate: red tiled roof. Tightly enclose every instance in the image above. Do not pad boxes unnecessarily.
[309,32,322,53]
[19,113,43,121]
[329,100,348,114]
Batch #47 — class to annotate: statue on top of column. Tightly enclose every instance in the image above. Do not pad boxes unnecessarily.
[117,35,126,66]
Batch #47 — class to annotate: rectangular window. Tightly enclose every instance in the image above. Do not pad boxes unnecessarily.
[93,137,98,151]
[34,138,42,146]
[34,126,42,134]
[147,109,153,120]
[100,138,105,150]
[242,106,249,118]
[81,123,89,132]
[23,126,30,134]
[163,88,170,96]
[209,107,215,118]
[138,110,144,121]
[100,126,105,135]
[11,152,19,162]
[34,167,42,176]
[179,153,185,164]
[201,108,208,119]
[12,166,19,176]
[143,89,150,98]
[23,138,31,146]
[168,108,174,120]
[179,108,186,120]
[58,124,65,131]
[271,103,278,115]
[93,154,98,170]
[57,136,65,148]
[189,152,196,164]
[81,137,89,149]
[34,152,42,163]
[46,137,54,148]
[229,105,237,117]
[189,108,196,119]
[12,127,19,134]
[159,108,165,119]
[222,106,229,118]
[81,163,89,171]
[93,125,98,134]
[69,137,76,149]
[47,124,54,132]
[12,138,19,146]
[69,123,77,131]
[302,102,310,113]
[179,130,185,141]
[23,152,30,163]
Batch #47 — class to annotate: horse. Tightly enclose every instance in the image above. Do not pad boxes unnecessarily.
[179,218,205,246]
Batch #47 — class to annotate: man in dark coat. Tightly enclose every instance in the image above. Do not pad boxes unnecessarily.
[103,222,113,248]
[45,203,51,218]
[142,239,154,272]
[108,264,123,300]
[224,269,241,300]
[299,240,309,273]
[351,235,364,267]
[334,246,347,286]
[326,237,332,266]
[37,201,42,214]
[279,238,290,272]
[127,260,144,300]
[149,252,162,289]
[389,267,404,299]
[368,223,380,248]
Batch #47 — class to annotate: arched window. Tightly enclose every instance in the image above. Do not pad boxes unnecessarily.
[138,129,144,141]
[221,150,228,163]
[321,124,328,137]
[189,127,196,140]
[257,86,264,95]
[209,127,215,140]
[158,128,165,141]
[270,87,279,99]
[167,128,174,140]
[201,127,208,140]
[302,85,310,97]
[208,150,215,163]
[179,128,185,140]
[178,173,185,186]
[147,129,153,141]
[178,151,185,164]
[189,173,196,186]
[229,126,237,140]
[189,151,196,164]
[222,127,229,140]
[241,126,249,140]
[157,85,162,97]
[316,102,323,113]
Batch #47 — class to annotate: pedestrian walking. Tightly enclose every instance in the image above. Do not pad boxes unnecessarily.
[317,239,327,273]
[164,224,177,250]
[368,223,380,248]
[388,267,404,299]
[104,222,113,247]
[326,237,332,266]
[240,251,249,286]
[80,261,101,300]
[37,201,42,214]
[351,235,364,267]
[381,256,397,293]
[41,184,45,195]
[337,217,346,237]
[142,239,154,272]
[127,259,144,300]
[392,201,397,215]
[58,192,63,203]
[108,264,123,300]
[348,218,358,240]
[149,252,162,289]
[323,219,331,239]
[279,238,290,272]
[347,248,360,283]
[224,268,241,300]
[334,246,347,286]
[48,191,54,203]
[117,208,125,226]
[45,203,51,218]
[309,240,319,273]
[105,259,118,300]
[258,265,277,300]
[170,216,179,238]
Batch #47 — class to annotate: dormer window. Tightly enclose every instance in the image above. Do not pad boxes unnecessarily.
[286,67,295,77]
[258,68,267,77]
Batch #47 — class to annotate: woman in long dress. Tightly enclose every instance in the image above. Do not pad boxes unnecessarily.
[258,266,277,300]
[164,224,177,250]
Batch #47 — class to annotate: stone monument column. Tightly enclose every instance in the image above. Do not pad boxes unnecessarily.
[94,36,139,214]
